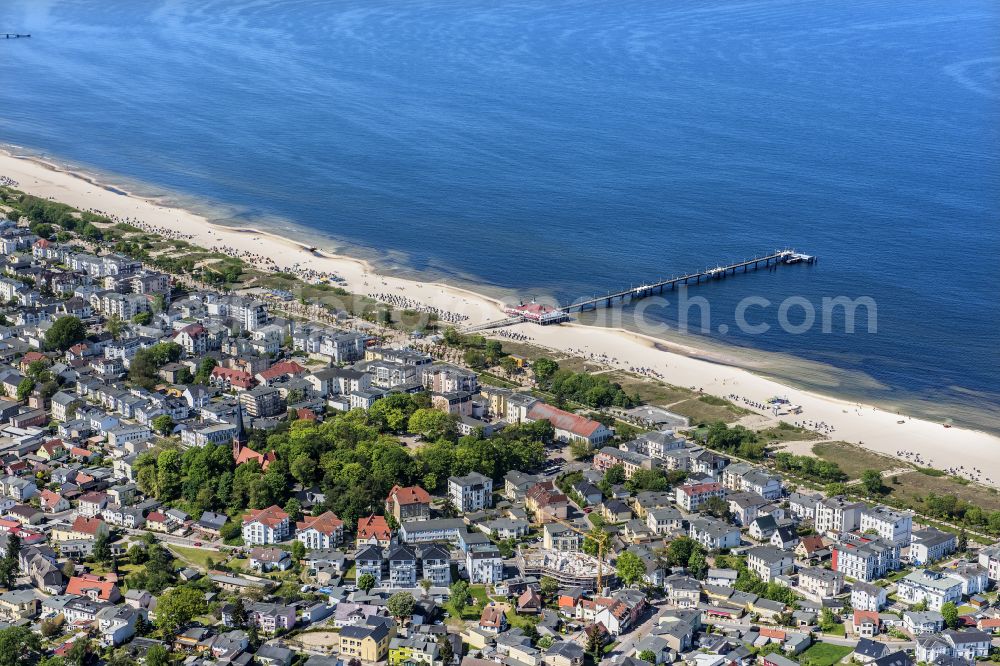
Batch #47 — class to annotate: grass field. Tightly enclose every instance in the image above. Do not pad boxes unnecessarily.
[167,545,221,570]
[812,441,1000,514]
[799,642,853,666]
[758,422,825,444]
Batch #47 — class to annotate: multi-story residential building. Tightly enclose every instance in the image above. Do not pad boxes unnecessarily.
[466,544,504,584]
[355,545,384,586]
[356,515,392,548]
[418,544,451,587]
[525,481,570,523]
[740,469,783,500]
[448,472,493,512]
[421,363,478,394]
[296,511,344,549]
[389,635,442,666]
[239,385,285,418]
[339,620,394,663]
[916,630,992,663]
[815,496,866,535]
[385,485,432,523]
[909,528,957,566]
[787,492,822,521]
[386,545,418,589]
[593,447,653,479]
[798,567,845,599]
[832,535,900,582]
[978,543,1000,581]
[746,546,794,582]
[675,482,724,511]
[544,523,582,552]
[623,430,687,460]
[688,517,741,550]
[860,506,913,547]
[241,505,290,545]
[897,569,962,611]
[851,581,888,612]
[398,518,465,545]
[646,507,683,535]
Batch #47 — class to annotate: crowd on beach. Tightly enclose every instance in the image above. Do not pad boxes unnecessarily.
[0,175,18,188]
[367,291,469,325]
[894,450,991,484]
[495,329,533,342]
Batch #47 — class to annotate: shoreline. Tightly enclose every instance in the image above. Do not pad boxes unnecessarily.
[3,146,1000,487]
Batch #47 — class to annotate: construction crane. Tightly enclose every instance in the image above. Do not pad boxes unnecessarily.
[546,514,610,592]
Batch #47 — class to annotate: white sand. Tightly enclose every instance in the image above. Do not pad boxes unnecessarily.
[4,148,999,486]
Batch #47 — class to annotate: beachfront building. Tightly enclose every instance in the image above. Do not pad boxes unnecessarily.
[525,402,613,446]
[909,528,957,565]
[503,301,569,325]
[816,496,865,535]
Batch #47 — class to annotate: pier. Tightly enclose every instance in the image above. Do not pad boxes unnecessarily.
[2,34,31,39]
[458,249,815,333]
[563,249,815,313]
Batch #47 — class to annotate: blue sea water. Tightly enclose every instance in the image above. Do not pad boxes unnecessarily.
[1,0,999,430]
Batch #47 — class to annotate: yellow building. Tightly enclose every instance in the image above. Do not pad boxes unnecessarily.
[340,621,394,662]
[389,635,441,666]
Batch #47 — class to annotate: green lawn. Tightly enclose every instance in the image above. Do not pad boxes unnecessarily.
[799,643,853,666]
[822,623,846,637]
[167,545,221,570]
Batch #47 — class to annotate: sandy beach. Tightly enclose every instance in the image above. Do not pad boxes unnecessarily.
[3,148,999,486]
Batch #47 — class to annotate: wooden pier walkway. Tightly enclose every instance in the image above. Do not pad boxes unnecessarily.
[2,34,31,39]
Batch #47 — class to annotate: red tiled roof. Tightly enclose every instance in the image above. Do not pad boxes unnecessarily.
[526,402,605,438]
[760,627,786,639]
[296,511,344,536]
[387,485,430,506]
[257,360,306,381]
[66,576,117,600]
[356,514,391,541]
[679,482,722,496]
[70,516,105,535]
[242,505,289,528]
[854,610,880,627]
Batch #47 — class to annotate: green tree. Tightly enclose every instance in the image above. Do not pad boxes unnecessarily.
[860,469,884,495]
[941,601,960,629]
[449,580,470,616]
[132,311,152,325]
[229,599,249,629]
[819,607,837,632]
[357,573,376,594]
[155,586,208,634]
[387,592,416,621]
[958,529,968,553]
[438,634,454,665]
[156,449,183,501]
[584,624,606,663]
[666,536,697,567]
[0,626,43,666]
[499,357,519,376]
[92,532,112,564]
[638,650,657,664]
[66,639,93,666]
[616,551,646,587]
[532,357,559,384]
[291,540,306,561]
[145,645,169,666]
[151,415,175,436]
[16,377,35,402]
[540,576,560,598]
[44,316,86,351]
[688,548,708,580]
[603,464,626,486]
[106,315,124,341]
[408,409,457,441]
